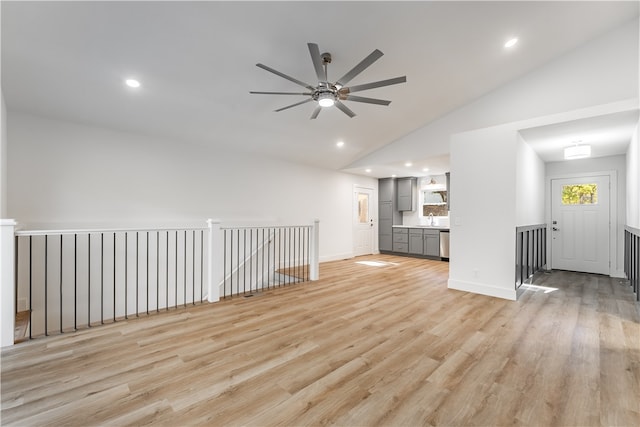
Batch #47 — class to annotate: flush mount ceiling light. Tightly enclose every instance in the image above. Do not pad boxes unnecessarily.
[504,37,519,48]
[564,144,591,160]
[125,78,141,88]
[250,42,406,119]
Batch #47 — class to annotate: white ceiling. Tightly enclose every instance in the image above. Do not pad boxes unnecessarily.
[520,110,640,163]
[2,1,638,175]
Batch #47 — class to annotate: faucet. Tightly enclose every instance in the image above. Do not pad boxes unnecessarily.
[428,213,434,226]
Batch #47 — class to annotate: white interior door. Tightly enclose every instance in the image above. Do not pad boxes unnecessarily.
[551,175,610,275]
[353,187,374,256]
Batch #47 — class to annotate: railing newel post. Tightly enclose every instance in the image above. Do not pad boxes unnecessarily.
[1,219,18,346]
[310,219,320,281]
[207,219,222,303]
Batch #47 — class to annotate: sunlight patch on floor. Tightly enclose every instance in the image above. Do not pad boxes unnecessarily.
[520,283,558,293]
[355,260,399,267]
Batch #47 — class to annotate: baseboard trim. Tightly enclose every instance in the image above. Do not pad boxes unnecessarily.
[448,279,517,301]
[319,252,354,263]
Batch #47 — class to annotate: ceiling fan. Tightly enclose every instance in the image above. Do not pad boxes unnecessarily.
[250,43,407,119]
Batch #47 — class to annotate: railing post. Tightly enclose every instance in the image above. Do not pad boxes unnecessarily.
[309,219,320,281]
[207,219,222,303]
[1,219,17,347]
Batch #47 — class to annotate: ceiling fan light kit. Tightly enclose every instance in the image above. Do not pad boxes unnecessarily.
[250,42,407,119]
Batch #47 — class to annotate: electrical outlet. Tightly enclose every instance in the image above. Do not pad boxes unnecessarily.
[473,269,479,278]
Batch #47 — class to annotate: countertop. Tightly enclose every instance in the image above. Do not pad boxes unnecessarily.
[392,225,450,231]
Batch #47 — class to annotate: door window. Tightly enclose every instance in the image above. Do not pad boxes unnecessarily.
[561,183,598,205]
[357,193,369,223]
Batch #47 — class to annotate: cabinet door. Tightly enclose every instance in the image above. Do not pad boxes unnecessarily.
[424,234,440,257]
[379,178,395,203]
[409,232,423,254]
[380,234,392,252]
[378,202,393,251]
[379,202,393,220]
[397,178,414,211]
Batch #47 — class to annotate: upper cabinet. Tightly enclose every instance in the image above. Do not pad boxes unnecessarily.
[397,177,417,211]
[379,178,395,203]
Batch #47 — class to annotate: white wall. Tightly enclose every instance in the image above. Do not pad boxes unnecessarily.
[626,122,640,228]
[516,134,546,226]
[449,126,519,300]
[7,112,378,262]
[1,91,7,218]
[349,18,639,169]
[546,155,627,276]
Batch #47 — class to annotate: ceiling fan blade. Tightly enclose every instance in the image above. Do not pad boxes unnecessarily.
[343,76,407,93]
[250,91,313,96]
[310,106,322,120]
[342,95,391,106]
[274,98,313,112]
[256,63,315,90]
[334,101,356,118]
[308,43,326,82]
[336,49,383,87]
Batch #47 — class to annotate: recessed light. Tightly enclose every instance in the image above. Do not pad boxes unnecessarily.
[391,174,397,178]
[422,168,429,172]
[336,141,344,148]
[365,169,372,173]
[405,162,412,167]
[125,79,141,88]
[504,38,518,48]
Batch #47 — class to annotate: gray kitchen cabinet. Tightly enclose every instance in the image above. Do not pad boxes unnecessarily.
[445,172,451,212]
[397,177,417,211]
[424,229,440,257]
[379,178,402,252]
[409,228,424,254]
[392,228,409,253]
[379,178,395,203]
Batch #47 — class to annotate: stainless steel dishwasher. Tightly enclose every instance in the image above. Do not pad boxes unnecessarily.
[439,230,450,260]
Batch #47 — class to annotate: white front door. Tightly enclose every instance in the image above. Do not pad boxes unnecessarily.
[551,175,610,275]
[353,187,374,256]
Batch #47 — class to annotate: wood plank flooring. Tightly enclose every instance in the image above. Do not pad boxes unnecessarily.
[1,254,639,426]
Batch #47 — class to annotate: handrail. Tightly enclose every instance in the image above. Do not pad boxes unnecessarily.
[16,226,207,236]
[624,225,640,235]
[515,223,547,233]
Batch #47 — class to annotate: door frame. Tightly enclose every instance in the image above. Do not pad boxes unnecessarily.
[545,170,617,276]
[353,185,376,257]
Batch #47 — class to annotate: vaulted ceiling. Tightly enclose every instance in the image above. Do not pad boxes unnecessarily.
[2,1,638,175]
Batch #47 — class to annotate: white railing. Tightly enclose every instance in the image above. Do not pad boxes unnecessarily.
[0,219,319,345]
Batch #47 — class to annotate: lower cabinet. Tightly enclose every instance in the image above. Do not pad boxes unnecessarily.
[409,229,424,254]
[392,228,409,253]
[424,230,440,257]
[393,227,441,258]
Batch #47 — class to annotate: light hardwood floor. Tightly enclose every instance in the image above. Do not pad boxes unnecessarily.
[1,254,639,426]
